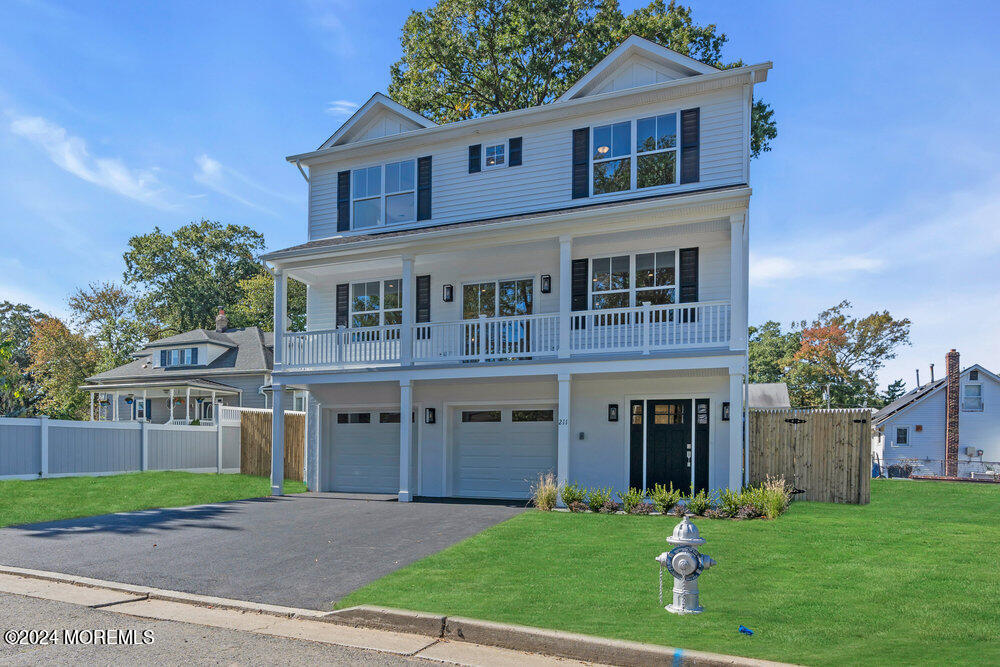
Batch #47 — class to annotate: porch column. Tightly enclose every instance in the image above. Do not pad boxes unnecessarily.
[90,392,95,421]
[728,371,745,490]
[113,392,119,421]
[401,255,414,366]
[272,267,286,369]
[558,236,572,358]
[729,214,748,351]
[398,379,413,502]
[186,387,191,423]
[557,373,571,498]
[271,382,285,495]
[169,388,175,422]
[142,389,147,422]
[211,391,216,423]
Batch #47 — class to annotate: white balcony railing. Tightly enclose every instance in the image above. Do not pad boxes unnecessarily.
[281,301,731,371]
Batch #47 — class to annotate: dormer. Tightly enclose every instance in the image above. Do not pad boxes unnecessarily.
[556,35,718,101]
[318,93,436,149]
[148,337,235,369]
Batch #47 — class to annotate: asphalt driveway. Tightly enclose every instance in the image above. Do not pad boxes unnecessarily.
[0,494,525,610]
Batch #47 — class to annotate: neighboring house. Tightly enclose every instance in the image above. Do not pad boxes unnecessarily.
[873,350,1000,478]
[264,36,771,500]
[748,383,791,409]
[82,310,299,424]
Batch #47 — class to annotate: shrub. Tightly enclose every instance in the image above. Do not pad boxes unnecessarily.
[628,502,654,515]
[717,488,743,518]
[530,472,558,511]
[568,501,588,513]
[617,487,646,513]
[649,483,683,514]
[735,503,761,520]
[684,488,715,515]
[586,487,613,513]
[760,475,793,519]
[561,482,585,507]
[598,500,620,514]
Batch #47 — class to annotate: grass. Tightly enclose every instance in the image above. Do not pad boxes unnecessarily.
[0,471,307,528]
[336,480,1000,665]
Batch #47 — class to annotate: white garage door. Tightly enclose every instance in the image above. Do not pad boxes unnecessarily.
[323,409,400,493]
[452,406,557,499]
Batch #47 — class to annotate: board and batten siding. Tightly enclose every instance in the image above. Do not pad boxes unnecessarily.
[307,88,747,241]
[305,220,731,331]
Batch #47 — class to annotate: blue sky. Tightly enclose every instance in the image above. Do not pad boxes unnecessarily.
[1,0,998,390]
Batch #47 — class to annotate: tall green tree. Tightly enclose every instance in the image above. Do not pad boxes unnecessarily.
[748,321,802,384]
[389,0,777,157]
[0,301,47,369]
[123,220,266,336]
[68,282,152,372]
[27,317,99,420]
[227,272,307,332]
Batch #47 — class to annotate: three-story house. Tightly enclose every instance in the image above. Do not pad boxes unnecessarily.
[264,36,770,501]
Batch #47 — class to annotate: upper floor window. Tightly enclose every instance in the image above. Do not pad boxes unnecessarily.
[591,251,677,309]
[351,279,401,328]
[894,426,909,446]
[160,347,198,366]
[352,160,415,229]
[484,143,505,168]
[592,113,679,195]
[962,383,983,411]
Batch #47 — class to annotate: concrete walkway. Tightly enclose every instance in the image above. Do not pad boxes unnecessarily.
[0,494,525,610]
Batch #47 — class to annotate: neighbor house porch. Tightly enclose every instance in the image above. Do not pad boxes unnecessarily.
[80,379,240,425]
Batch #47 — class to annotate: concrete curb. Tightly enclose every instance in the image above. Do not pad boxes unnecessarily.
[324,604,793,667]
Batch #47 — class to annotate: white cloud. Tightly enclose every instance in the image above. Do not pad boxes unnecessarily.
[751,253,885,286]
[325,99,359,118]
[194,154,296,214]
[8,114,171,209]
[301,0,355,57]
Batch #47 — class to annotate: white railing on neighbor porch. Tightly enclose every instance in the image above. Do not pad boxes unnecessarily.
[281,300,731,370]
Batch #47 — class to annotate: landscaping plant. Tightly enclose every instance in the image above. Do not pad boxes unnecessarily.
[628,502,654,515]
[760,475,793,519]
[598,500,620,514]
[649,483,683,514]
[530,472,558,511]
[586,487,613,513]
[560,482,585,507]
[684,488,715,515]
[567,501,588,513]
[616,487,646,513]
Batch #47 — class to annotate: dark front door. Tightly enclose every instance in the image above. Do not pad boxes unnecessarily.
[646,399,691,492]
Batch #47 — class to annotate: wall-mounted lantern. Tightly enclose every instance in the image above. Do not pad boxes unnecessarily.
[608,403,619,422]
[721,402,730,421]
[124,396,134,405]
[540,274,552,294]
[424,407,436,424]
[442,284,454,302]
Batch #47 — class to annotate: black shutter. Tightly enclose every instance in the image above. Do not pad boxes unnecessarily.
[335,283,349,328]
[145,398,152,422]
[191,347,198,364]
[468,145,481,173]
[571,258,589,311]
[160,350,167,366]
[679,247,699,322]
[680,108,700,184]
[694,399,710,494]
[336,170,351,231]
[571,128,589,199]
[629,400,644,489]
[415,274,431,340]
[417,156,432,221]
[508,137,522,166]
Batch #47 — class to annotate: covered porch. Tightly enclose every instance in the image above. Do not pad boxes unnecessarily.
[80,379,241,425]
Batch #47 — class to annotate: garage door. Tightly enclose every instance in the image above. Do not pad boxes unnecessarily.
[323,409,400,493]
[452,406,557,499]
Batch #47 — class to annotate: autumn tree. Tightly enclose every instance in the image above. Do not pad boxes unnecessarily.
[27,317,99,420]
[389,0,777,157]
[227,272,307,332]
[68,282,152,372]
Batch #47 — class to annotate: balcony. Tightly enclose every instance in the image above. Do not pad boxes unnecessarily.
[280,300,731,371]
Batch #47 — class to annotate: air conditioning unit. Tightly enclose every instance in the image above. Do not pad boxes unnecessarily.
[964,446,979,457]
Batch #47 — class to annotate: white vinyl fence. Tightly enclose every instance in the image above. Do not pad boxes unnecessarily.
[0,416,242,480]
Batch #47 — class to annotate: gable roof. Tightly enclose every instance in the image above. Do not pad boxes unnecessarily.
[318,93,436,150]
[873,364,999,425]
[557,35,718,102]
[86,326,273,384]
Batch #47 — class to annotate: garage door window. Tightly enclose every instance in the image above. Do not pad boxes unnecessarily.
[337,412,371,424]
[379,412,400,423]
[512,410,554,422]
[461,410,501,422]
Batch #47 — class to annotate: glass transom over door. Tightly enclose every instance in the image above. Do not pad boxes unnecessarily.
[462,279,533,359]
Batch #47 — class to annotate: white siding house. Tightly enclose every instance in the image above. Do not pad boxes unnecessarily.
[265,36,771,500]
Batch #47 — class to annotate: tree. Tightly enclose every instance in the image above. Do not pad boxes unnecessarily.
[389,0,777,157]
[68,282,152,372]
[27,317,99,420]
[123,220,266,336]
[0,301,47,369]
[882,378,906,405]
[748,321,801,384]
[783,301,911,408]
[227,272,307,332]
[0,338,36,417]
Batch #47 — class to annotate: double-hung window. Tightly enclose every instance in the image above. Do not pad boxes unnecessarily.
[592,122,631,194]
[590,255,630,309]
[591,251,677,309]
[161,347,197,366]
[352,165,382,228]
[484,143,505,168]
[636,113,678,188]
[592,112,679,195]
[350,279,401,328]
[635,251,676,305]
[962,383,984,411]
[352,160,416,229]
[894,426,909,446]
[384,160,415,224]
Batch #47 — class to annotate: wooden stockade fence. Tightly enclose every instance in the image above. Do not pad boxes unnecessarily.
[749,408,872,504]
[239,410,305,481]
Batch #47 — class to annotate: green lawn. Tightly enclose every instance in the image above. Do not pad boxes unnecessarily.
[0,472,307,528]
[337,481,1000,665]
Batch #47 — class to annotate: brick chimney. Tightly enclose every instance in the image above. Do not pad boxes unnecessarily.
[215,308,229,333]
[944,349,960,477]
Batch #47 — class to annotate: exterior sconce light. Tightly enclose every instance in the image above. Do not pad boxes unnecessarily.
[424,407,436,424]
[124,396,134,405]
[540,274,551,294]
[722,402,730,421]
[608,403,618,422]
[442,284,454,302]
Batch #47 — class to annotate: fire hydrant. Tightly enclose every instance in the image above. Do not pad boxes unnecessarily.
[656,515,716,614]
